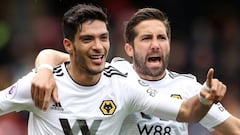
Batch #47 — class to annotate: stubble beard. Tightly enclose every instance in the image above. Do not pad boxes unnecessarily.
[74,49,103,76]
[133,52,169,78]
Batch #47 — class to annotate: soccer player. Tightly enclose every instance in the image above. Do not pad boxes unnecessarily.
[30,7,240,135]
[0,4,225,135]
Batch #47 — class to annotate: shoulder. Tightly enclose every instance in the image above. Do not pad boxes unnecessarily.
[166,70,201,93]
[167,70,197,81]
[103,62,144,89]
[52,63,66,77]
[111,57,129,64]
[110,57,133,74]
[103,62,128,78]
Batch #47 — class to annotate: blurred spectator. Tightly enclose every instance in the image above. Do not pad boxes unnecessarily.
[0,112,27,135]
[168,37,189,72]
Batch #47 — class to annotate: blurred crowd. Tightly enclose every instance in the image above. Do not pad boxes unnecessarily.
[0,0,239,135]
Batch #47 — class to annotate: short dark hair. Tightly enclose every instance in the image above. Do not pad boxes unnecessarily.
[124,8,171,44]
[63,4,108,42]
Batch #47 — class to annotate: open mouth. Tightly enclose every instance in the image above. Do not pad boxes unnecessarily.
[148,56,161,62]
[90,55,104,60]
[90,55,104,65]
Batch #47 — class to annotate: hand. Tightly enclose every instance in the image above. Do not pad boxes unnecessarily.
[199,68,227,105]
[31,68,58,111]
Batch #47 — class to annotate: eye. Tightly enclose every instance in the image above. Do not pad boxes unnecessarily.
[81,37,93,43]
[141,36,151,41]
[100,35,109,42]
[158,35,167,41]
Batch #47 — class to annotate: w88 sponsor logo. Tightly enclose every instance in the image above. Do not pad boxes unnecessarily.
[137,124,172,135]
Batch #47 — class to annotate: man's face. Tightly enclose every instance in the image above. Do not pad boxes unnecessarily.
[71,20,110,75]
[130,19,170,80]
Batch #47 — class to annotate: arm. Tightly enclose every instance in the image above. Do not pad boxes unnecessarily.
[35,49,69,67]
[213,116,240,134]
[0,72,35,114]
[31,49,69,111]
[177,95,210,122]
[177,68,226,122]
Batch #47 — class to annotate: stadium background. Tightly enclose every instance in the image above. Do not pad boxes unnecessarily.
[0,0,240,135]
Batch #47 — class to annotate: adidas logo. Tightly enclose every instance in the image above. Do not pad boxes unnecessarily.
[51,102,64,111]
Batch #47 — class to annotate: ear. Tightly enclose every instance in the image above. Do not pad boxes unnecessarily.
[124,43,134,57]
[63,38,73,54]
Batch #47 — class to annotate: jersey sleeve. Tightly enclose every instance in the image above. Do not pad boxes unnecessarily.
[124,78,182,121]
[0,71,35,115]
[200,102,231,130]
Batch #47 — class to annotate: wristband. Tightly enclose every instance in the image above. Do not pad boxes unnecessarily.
[198,93,209,105]
[198,82,211,105]
[37,64,53,72]
[202,82,210,92]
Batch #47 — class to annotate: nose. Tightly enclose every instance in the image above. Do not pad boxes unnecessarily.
[150,39,160,51]
[93,39,104,50]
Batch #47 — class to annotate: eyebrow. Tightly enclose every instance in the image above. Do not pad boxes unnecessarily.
[78,32,109,39]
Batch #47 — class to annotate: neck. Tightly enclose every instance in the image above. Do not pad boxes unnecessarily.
[134,68,166,81]
[138,72,166,81]
[66,62,101,86]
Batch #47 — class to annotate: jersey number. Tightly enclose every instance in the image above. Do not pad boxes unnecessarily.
[60,119,102,135]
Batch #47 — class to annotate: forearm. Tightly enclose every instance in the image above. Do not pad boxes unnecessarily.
[176,95,211,123]
[33,49,68,110]
[214,116,240,134]
[35,49,69,68]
